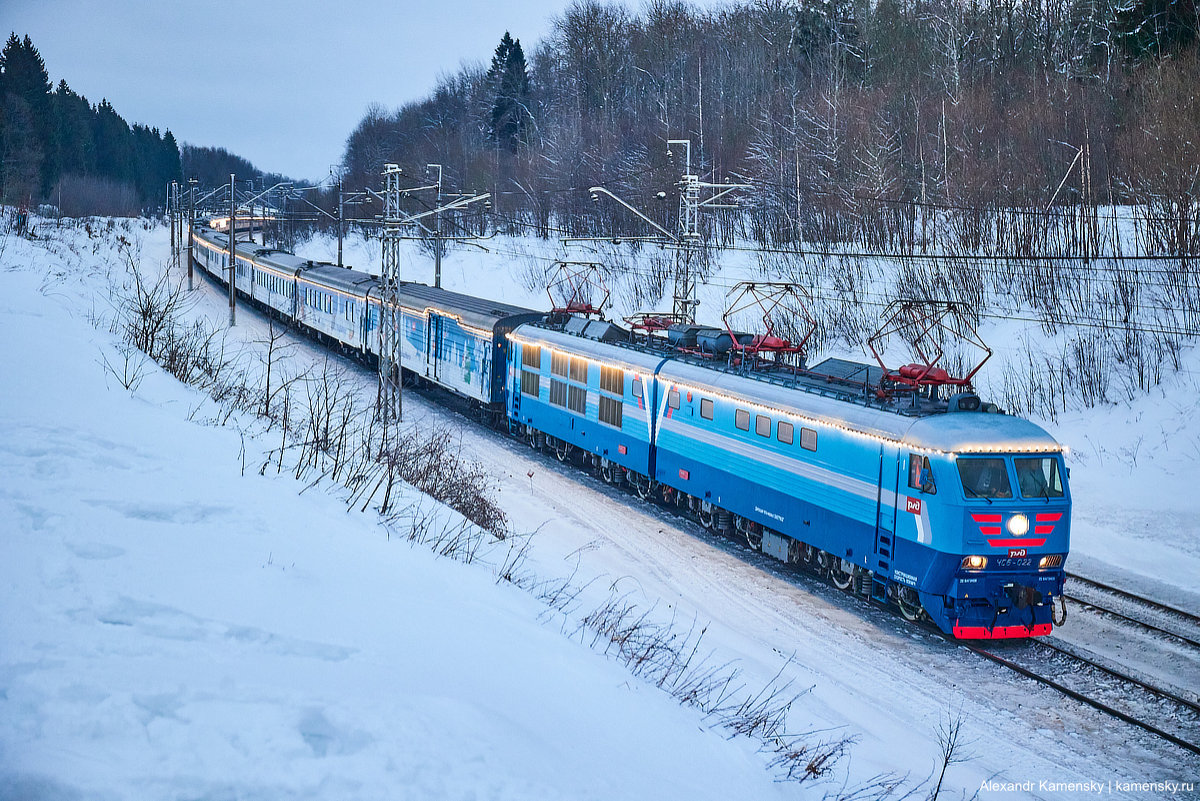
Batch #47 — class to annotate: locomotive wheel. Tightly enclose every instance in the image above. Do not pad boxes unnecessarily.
[554,441,572,463]
[745,525,763,551]
[829,560,854,591]
[600,463,616,484]
[787,538,803,564]
[697,507,714,529]
[896,587,925,622]
[634,477,654,501]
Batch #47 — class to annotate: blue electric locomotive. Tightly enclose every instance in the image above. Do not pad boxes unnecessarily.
[508,319,1070,639]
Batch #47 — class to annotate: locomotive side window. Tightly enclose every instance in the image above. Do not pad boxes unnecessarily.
[778,421,793,444]
[549,379,567,407]
[569,357,588,383]
[735,409,750,431]
[568,384,587,414]
[521,344,542,369]
[551,351,568,377]
[520,369,540,398]
[1015,457,1064,499]
[755,414,771,437]
[800,427,818,451]
[668,389,680,409]
[700,398,713,420]
[600,365,623,394]
[599,395,622,428]
[632,377,643,399]
[957,458,1012,499]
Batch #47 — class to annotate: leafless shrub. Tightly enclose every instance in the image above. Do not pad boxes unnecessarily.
[98,345,147,392]
[578,590,851,784]
[928,707,976,801]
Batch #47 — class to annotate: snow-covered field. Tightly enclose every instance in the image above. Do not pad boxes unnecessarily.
[2,217,1198,799]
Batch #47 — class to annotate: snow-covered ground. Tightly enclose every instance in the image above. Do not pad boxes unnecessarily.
[2,217,1198,799]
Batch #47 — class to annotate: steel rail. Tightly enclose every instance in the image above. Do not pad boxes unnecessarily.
[1066,572,1200,626]
[966,643,1200,758]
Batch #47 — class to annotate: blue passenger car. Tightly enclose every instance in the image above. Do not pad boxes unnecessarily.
[382,284,541,408]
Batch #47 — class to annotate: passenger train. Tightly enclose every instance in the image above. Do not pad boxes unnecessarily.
[190,222,1071,639]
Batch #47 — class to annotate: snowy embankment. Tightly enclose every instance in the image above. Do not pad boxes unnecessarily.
[0,223,793,798]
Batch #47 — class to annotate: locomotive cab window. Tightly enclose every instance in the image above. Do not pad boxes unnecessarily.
[735,409,750,431]
[700,398,713,420]
[1015,457,1064,499]
[957,457,1012,500]
[909,454,936,494]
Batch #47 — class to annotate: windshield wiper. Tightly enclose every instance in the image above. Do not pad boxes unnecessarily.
[962,484,992,504]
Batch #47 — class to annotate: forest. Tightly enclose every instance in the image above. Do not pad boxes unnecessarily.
[0,33,182,216]
[340,0,1198,257]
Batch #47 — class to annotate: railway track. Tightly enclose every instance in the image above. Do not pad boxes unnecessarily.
[1063,572,1200,650]
[968,638,1200,758]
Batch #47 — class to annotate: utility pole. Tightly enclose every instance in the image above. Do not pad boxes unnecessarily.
[377,164,404,424]
[668,138,749,322]
[668,139,700,322]
[587,137,750,325]
[186,178,196,291]
[228,173,237,327]
[169,181,177,268]
[337,171,345,269]
[428,163,443,287]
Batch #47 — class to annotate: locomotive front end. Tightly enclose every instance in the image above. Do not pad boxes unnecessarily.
[900,410,1071,639]
[946,452,1070,638]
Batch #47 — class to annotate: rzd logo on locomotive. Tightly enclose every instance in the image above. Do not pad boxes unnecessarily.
[906,497,922,515]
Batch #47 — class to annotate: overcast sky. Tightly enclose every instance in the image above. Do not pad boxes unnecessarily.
[4,0,729,183]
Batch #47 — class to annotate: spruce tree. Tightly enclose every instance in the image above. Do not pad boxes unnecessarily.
[93,98,135,187]
[0,33,54,199]
[487,31,531,152]
[1113,0,1198,61]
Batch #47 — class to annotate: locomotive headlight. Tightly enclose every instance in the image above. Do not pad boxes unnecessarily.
[1039,555,1063,569]
[961,555,987,570]
[1007,513,1030,537]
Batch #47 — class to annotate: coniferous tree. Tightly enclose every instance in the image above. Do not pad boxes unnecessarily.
[487,31,531,151]
[92,98,134,187]
[52,80,96,179]
[0,33,54,200]
[1113,0,1198,61]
